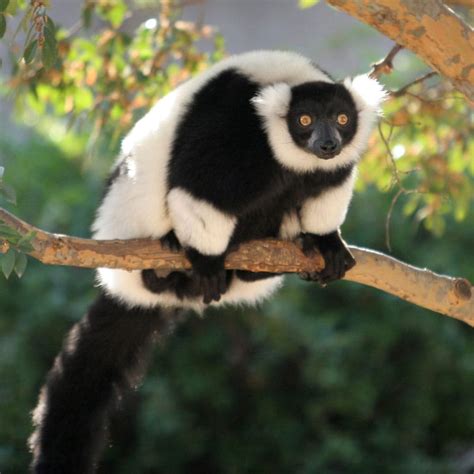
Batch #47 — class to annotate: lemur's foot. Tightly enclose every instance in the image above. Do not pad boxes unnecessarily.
[299,231,356,285]
[186,249,227,304]
[160,230,182,252]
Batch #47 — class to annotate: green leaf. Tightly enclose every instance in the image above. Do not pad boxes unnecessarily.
[43,22,57,49]
[4,0,15,14]
[0,14,6,39]
[107,3,127,28]
[44,15,55,33]
[16,231,35,253]
[298,0,319,8]
[0,0,9,13]
[0,182,17,204]
[1,248,15,279]
[0,225,21,243]
[82,5,93,28]
[14,252,27,278]
[41,37,57,68]
[23,39,38,64]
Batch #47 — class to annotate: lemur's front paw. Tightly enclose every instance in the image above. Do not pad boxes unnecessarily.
[299,231,355,285]
[186,249,227,304]
[160,230,183,252]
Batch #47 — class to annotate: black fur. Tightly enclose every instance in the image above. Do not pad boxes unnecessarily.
[166,69,355,301]
[32,62,365,473]
[299,231,356,284]
[30,293,183,474]
[287,81,358,152]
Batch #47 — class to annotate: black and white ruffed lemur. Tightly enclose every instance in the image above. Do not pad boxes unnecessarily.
[29,50,385,473]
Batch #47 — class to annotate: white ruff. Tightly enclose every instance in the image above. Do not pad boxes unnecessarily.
[168,188,237,255]
[253,75,385,174]
[300,169,356,235]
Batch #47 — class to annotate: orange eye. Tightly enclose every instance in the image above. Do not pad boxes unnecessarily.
[298,114,312,127]
[337,113,349,126]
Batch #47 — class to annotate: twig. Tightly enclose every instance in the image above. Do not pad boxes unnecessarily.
[369,44,403,78]
[385,188,419,252]
[385,188,404,252]
[391,71,439,97]
[378,122,403,188]
[0,207,473,326]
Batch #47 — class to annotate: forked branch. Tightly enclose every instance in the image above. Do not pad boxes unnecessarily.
[1,208,472,327]
[326,0,474,101]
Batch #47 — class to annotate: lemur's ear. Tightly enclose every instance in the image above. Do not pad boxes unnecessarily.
[343,75,386,114]
[251,82,292,118]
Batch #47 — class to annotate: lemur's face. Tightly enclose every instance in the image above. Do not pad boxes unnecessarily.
[287,82,358,160]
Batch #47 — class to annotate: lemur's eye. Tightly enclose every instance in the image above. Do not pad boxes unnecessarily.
[337,113,349,126]
[298,114,313,127]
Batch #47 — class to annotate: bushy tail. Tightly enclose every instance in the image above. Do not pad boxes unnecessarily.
[29,292,183,474]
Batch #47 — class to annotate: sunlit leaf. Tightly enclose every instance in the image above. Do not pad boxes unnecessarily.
[298,0,319,8]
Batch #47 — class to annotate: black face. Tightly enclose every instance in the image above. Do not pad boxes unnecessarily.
[287,81,358,160]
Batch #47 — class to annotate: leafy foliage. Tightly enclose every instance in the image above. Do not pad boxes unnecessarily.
[360,79,474,238]
[1,2,472,236]
[0,2,473,473]
[0,130,473,473]
[6,0,225,150]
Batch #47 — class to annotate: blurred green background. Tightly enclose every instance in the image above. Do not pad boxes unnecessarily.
[1,1,473,473]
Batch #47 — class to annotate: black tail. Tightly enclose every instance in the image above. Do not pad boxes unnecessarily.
[29,292,183,474]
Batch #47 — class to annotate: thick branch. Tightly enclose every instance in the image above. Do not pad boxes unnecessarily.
[326,0,474,101]
[1,208,472,327]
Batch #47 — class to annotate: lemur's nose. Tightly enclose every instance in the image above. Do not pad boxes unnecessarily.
[320,140,338,152]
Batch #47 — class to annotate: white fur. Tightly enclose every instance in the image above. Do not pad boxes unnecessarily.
[253,74,385,174]
[300,169,356,235]
[92,51,382,309]
[167,188,237,256]
[279,210,301,240]
[93,51,330,240]
[221,275,284,307]
[95,267,283,311]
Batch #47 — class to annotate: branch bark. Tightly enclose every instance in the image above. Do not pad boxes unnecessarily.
[326,0,474,101]
[1,208,472,327]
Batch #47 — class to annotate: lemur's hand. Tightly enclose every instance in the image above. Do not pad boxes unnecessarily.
[185,248,227,304]
[299,231,355,285]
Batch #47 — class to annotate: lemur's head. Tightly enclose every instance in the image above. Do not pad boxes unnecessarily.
[252,75,385,172]
[286,82,358,160]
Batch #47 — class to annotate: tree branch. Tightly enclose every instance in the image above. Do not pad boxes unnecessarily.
[390,71,438,97]
[1,208,472,327]
[326,0,474,101]
[370,44,404,78]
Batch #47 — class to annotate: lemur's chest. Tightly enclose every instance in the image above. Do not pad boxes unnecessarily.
[230,165,354,244]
